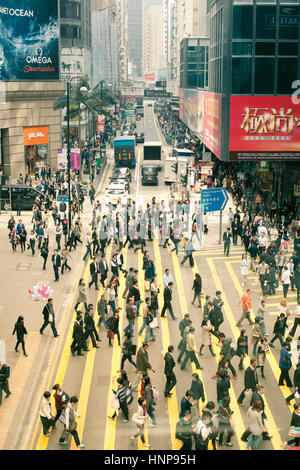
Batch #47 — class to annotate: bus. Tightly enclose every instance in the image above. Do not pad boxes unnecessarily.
[124,109,136,124]
[135,104,144,117]
[114,135,136,169]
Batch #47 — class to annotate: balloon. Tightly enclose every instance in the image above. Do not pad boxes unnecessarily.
[29,284,54,301]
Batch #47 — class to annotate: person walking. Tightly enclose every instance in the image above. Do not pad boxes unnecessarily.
[120,333,136,370]
[194,413,212,450]
[223,227,232,256]
[39,391,55,437]
[161,282,177,320]
[70,313,85,356]
[251,316,265,356]
[278,341,293,387]
[289,299,300,338]
[99,255,109,288]
[51,249,61,282]
[175,410,194,450]
[74,279,88,313]
[236,329,248,371]
[84,306,100,349]
[180,327,203,371]
[110,378,130,423]
[12,316,28,356]
[136,342,153,375]
[237,359,258,407]
[130,397,151,448]
[164,345,177,398]
[245,400,266,450]
[191,273,202,308]
[282,265,291,298]
[241,253,250,286]
[217,395,234,447]
[52,384,70,427]
[58,396,85,448]
[283,403,300,449]
[61,245,72,274]
[190,373,205,421]
[29,230,37,256]
[97,293,109,329]
[106,310,121,346]
[236,289,254,327]
[269,313,288,348]
[89,257,99,290]
[0,361,11,405]
[286,362,300,405]
[199,314,215,357]
[40,298,59,337]
[217,370,231,403]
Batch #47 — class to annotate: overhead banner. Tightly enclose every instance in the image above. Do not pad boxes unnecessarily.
[229,96,300,160]
[0,0,59,81]
[97,115,105,133]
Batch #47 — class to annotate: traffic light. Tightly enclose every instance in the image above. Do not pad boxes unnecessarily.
[171,162,178,173]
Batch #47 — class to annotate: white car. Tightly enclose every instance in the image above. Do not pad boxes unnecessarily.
[105,183,128,206]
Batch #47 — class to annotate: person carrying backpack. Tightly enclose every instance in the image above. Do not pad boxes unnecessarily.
[193,413,212,450]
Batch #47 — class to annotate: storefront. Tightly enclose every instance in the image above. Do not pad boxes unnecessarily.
[24,126,49,175]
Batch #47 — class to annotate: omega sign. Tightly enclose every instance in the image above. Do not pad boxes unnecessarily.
[25,47,54,73]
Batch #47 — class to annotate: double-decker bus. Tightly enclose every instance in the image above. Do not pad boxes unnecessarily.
[114,135,136,169]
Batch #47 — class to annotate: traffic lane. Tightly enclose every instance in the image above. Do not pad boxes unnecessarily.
[205,256,287,447]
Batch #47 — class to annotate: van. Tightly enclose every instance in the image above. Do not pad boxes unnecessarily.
[141,164,158,185]
[0,185,45,211]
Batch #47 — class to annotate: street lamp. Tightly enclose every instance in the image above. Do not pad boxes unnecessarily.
[66,79,88,241]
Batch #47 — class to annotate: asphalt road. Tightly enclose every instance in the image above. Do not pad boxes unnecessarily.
[0,108,298,451]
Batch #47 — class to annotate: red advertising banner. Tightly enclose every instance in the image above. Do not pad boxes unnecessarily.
[145,73,155,81]
[229,96,300,160]
[203,93,221,159]
[97,115,105,133]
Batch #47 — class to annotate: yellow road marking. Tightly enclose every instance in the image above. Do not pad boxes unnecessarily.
[153,240,181,450]
[0,332,42,449]
[207,259,286,448]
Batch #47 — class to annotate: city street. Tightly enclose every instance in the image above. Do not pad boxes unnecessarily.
[0,108,298,451]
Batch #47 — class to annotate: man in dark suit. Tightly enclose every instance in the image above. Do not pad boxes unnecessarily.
[231,217,241,246]
[161,281,176,320]
[70,312,85,356]
[40,298,59,337]
[84,305,100,348]
[164,345,177,397]
[223,228,232,256]
[52,249,61,282]
[179,390,193,418]
[89,257,99,290]
[237,359,258,406]
[99,255,108,288]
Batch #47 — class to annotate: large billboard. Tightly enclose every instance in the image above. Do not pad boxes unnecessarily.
[179,89,204,141]
[229,96,300,160]
[0,1,59,81]
[203,93,221,159]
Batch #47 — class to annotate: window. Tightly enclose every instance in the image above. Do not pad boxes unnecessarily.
[60,25,81,39]
[232,58,252,94]
[278,42,298,55]
[279,5,299,40]
[256,6,276,39]
[255,58,275,93]
[60,2,81,20]
[232,42,252,55]
[255,42,275,55]
[232,6,253,39]
[277,58,298,94]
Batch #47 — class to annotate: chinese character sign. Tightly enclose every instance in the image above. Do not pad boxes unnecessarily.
[230,96,300,160]
[203,93,221,159]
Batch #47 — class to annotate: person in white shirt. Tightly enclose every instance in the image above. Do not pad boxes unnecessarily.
[83,233,93,261]
[282,266,291,298]
[258,232,268,253]
[287,258,295,291]
[163,268,173,288]
[39,391,55,436]
[193,413,211,450]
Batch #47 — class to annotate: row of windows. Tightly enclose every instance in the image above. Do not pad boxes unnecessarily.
[232,57,297,94]
[233,5,300,40]
[232,41,298,55]
[60,1,81,20]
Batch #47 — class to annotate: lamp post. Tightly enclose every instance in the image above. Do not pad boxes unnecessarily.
[66,78,88,241]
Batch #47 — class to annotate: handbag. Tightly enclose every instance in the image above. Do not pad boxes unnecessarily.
[107,330,114,339]
[288,426,300,438]
[131,344,137,355]
[149,317,158,329]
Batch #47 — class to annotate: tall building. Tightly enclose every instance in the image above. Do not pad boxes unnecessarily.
[143,0,165,76]
[127,0,143,78]
[91,0,120,91]
[116,0,129,83]
[170,0,209,94]
[60,0,92,82]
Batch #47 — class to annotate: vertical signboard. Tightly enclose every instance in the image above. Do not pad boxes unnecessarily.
[203,93,222,159]
[229,96,300,160]
[97,115,105,133]
[0,0,59,81]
